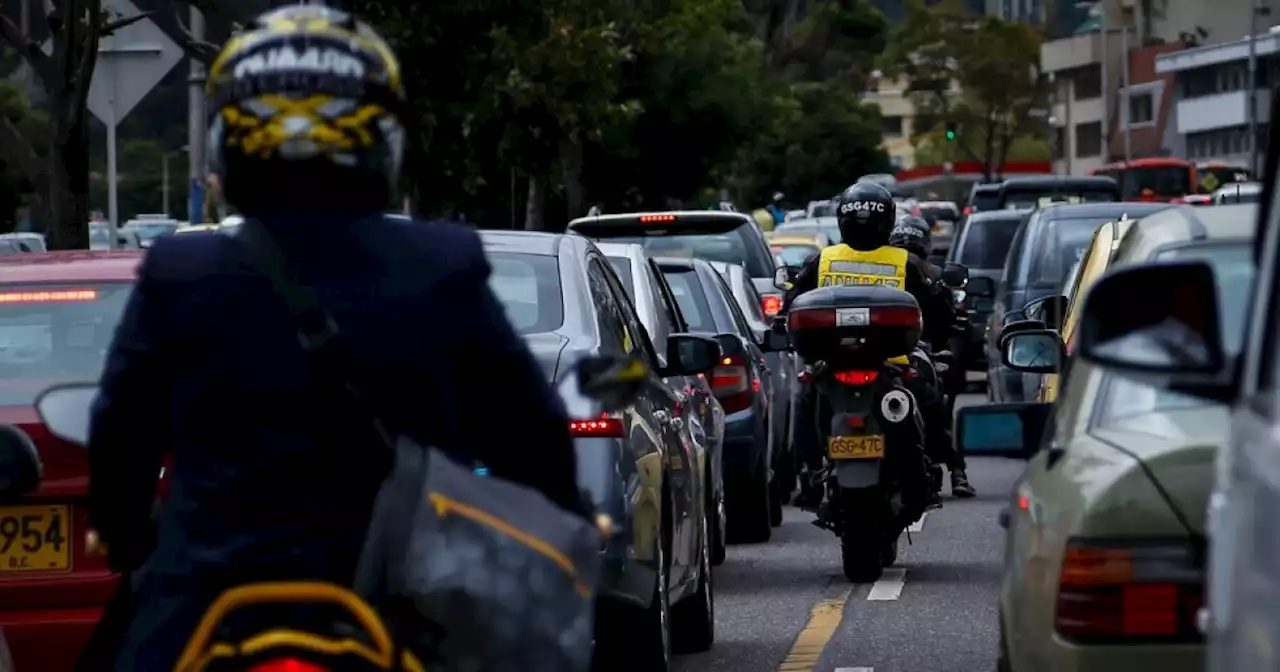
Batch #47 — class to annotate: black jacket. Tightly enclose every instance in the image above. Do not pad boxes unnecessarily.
[86,211,583,670]
[780,248,954,351]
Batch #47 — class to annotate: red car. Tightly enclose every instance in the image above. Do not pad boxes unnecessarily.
[0,250,143,671]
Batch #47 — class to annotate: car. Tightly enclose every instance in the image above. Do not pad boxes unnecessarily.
[0,234,44,255]
[120,216,181,248]
[708,260,797,517]
[657,257,788,541]
[0,250,144,671]
[596,241,730,566]
[566,210,782,316]
[916,200,960,254]
[765,232,828,271]
[963,182,1002,217]
[88,223,141,250]
[805,200,836,218]
[987,202,1173,403]
[771,216,842,245]
[962,203,1256,672]
[946,210,1023,371]
[478,231,719,667]
[995,175,1122,211]
[1210,181,1262,205]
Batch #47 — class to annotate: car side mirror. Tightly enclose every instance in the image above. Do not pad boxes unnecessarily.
[1000,319,1046,340]
[1024,294,1069,331]
[774,266,797,291]
[35,383,98,446]
[665,333,722,376]
[941,262,969,287]
[1001,329,1065,374]
[967,276,995,297]
[1077,261,1234,401]
[0,425,40,499]
[573,355,649,413]
[1002,309,1026,326]
[955,402,1052,459]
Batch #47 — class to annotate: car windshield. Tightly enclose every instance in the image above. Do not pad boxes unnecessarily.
[957,216,1021,268]
[0,283,134,405]
[771,244,818,267]
[1022,216,1110,288]
[1095,241,1253,425]
[606,223,772,277]
[1123,165,1192,199]
[660,269,715,332]
[1002,189,1118,210]
[486,253,565,334]
[605,256,635,297]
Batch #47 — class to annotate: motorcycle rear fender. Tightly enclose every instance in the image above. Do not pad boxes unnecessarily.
[835,459,882,487]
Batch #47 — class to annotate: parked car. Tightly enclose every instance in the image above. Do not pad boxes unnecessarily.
[479,231,719,668]
[963,203,1255,672]
[597,242,729,566]
[946,210,1024,372]
[0,251,143,671]
[657,257,788,540]
[987,202,1172,403]
[708,260,797,511]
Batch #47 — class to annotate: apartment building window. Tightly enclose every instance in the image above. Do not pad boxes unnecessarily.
[1182,67,1218,98]
[1187,127,1250,159]
[1074,66,1102,100]
[1221,65,1246,92]
[1075,121,1103,157]
[882,115,904,138]
[1128,92,1154,127]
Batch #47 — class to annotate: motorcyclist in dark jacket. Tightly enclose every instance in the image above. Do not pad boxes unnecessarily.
[82,6,586,670]
[888,219,975,498]
[778,182,950,506]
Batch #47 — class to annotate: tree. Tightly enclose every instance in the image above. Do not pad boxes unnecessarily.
[879,0,1051,179]
[0,79,50,232]
[0,0,152,248]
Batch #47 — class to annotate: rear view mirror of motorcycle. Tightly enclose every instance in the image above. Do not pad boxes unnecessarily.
[955,402,1052,460]
[34,384,98,447]
[0,425,40,499]
[570,354,649,414]
[941,262,969,287]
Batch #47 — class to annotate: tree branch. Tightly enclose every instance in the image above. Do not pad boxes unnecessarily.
[101,10,152,35]
[153,0,221,65]
[0,115,47,186]
[0,11,58,88]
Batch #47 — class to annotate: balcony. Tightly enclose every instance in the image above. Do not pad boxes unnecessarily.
[1175,89,1272,134]
[1042,32,1102,73]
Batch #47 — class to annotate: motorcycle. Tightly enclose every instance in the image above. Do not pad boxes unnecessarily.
[786,285,936,583]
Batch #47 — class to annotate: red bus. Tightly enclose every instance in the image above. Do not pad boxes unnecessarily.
[1090,158,1254,202]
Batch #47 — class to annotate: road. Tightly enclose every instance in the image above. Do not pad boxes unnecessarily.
[676,392,1018,672]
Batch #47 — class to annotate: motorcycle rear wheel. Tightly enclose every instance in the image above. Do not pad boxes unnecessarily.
[839,486,887,583]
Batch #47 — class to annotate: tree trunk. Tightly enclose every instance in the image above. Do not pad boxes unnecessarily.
[46,112,92,250]
[558,131,586,220]
[524,173,545,231]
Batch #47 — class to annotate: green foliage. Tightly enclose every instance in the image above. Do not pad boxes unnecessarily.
[879,0,1051,177]
[0,81,47,231]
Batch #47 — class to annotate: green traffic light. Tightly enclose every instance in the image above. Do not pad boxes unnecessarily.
[945,130,956,141]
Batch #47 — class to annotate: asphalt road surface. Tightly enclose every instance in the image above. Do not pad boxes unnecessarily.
[676,392,1018,672]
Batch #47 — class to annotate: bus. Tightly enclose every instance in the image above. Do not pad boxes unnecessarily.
[1090,157,1254,201]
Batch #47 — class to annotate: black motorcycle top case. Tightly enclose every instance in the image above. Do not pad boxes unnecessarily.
[788,286,922,369]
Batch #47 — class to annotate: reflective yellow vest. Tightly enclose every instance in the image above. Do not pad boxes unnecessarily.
[816,244,912,365]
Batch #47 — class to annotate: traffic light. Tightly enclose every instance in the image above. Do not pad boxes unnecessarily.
[945,126,957,141]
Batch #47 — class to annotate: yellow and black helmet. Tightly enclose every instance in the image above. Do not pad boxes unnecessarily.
[205,4,406,212]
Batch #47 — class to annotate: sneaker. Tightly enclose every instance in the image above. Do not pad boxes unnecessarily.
[951,470,976,498]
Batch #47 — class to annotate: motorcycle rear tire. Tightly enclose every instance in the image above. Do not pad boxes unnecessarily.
[839,486,886,583]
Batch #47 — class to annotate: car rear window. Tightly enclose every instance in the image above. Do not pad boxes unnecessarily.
[0,284,133,405]
[487,253,565,335]
[969,189,1000,212]
[605,256,634,297]
[957,216,1021,268]
[1001,189,1119,210]
[594,222,774,278]
[920,205,958,222]
[660,269,715,332]
[771,244,817,268]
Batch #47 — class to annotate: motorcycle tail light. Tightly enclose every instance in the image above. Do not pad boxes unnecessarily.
[1054,538,1203,643]
[247,658,331,672]
[711,353,753,413]
[832,370,878,385]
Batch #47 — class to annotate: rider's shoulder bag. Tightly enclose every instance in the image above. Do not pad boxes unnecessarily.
[233,219,601,672]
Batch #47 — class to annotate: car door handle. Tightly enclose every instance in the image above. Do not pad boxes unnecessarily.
[653,410,670,425]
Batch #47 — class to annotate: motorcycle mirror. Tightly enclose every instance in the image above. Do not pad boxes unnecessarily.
[34,384,98,447]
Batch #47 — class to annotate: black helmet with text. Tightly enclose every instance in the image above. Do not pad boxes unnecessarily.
[889,215,932,258]
[205,4,408,213]
[835,182,896,251]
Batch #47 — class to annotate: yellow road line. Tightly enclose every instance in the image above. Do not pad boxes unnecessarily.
[777,588,853,671]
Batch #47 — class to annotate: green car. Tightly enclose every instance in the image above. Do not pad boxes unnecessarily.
[960,204,1257,672]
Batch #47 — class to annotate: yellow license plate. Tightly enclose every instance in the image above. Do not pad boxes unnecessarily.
[828,435,885,460]
[0,505,70,572]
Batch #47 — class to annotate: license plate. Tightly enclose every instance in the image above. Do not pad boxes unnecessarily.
[0,505,70,571]
[828,435,885,460]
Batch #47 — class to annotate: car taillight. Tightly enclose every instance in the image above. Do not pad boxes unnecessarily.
[1055,538,1204,643]
[711,352,753,413]
[788,306,920,330]
[570,415,624,438]
[963,206,973,215]
[247,659,330,672]
[761,294,783,317]
[832,370,878,385]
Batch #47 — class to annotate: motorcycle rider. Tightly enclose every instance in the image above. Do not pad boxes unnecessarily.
[888,220,976,498]
[81,6,586,670]
[779,181,953,507]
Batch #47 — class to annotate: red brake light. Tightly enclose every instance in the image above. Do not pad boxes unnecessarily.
[711,352,753,413]
[788,308,835,330]
[963,206,973,215]
[570,415,624,438]
[761,294,783,317]
[0,289,97,303]
[639,214,677,223]
[871,306,921,327]
[833,370,878,385]
[247,659,330,672]
[1054,539,1203,643]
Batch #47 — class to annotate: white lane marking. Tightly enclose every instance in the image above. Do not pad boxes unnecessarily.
[906,512,927,533]
[866,567,907,601]
[834,668,874,672]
